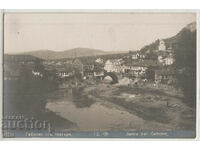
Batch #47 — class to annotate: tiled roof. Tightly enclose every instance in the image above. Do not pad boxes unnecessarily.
[124,60,161,67]
[155,69,175,75]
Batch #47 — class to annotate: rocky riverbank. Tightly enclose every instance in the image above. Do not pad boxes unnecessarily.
[83,83,196,131]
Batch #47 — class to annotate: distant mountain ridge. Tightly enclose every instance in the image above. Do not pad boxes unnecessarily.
[17,48,108,60]
[8,48,128,60]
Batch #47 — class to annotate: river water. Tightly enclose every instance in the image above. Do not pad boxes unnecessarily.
[46,89,145,131]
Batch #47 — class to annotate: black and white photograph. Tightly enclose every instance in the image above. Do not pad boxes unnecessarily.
[2,12,197,138]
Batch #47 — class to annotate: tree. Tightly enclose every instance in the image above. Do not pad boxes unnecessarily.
[174,29,196,107]
[145,66,155,81]
[145,50,158,60]
[72,59,84,80]
[94,62,104,72]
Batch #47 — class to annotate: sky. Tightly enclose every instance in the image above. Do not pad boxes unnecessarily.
[4,13,196,53]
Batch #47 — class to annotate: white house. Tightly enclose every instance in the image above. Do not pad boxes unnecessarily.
[95,58,104,64]
[124,65,147,78]
[158,55,164,63]
[164,56,174,66]
[132,53,140,60]
[130,66,147,77]
[104,59,122,73]
[32,70,43,77]
[158,53,174,66]
[57,72,70,78]
[132,53,145,60]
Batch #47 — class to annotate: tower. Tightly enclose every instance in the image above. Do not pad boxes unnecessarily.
[158,40,166,51]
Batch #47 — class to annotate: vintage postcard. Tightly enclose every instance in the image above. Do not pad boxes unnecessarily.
[1,10,198,139]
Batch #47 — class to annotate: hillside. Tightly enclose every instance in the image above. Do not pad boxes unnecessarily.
[4,54,43,63]
[140,22,196,53]
[19,48,108,60]
[140,22,196,107]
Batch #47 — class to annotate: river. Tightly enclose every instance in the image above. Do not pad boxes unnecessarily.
[45,88,145,131]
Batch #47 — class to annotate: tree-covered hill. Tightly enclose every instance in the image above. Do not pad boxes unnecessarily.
[141,22,196,107]
[140,22,196,54]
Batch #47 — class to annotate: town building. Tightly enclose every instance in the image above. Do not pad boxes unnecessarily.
[157,39,175,66]
[104,59,123,73]
[155,69,176,84]
[94,71,104,80]
[83,64,95,77]
[56,68,73,79]
[95,58,104,64]
[131,52,145,60]
[132,53,140,60]
[157,51,175,66]
[32,70,43,78]
[158,40,166,51]
[124,65,147,79]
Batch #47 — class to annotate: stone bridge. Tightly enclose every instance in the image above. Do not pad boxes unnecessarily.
[103,72,119,84]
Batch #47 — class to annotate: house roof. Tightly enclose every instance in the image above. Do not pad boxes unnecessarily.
[72,58,83,65]
[124,60,161,67]
[56,66,74,72]
[155,69,175,75]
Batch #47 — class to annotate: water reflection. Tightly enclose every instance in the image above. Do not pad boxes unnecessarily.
[46,89,144,131]
[72,87,95,108]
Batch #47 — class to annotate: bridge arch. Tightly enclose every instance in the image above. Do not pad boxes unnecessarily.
[103,72,118,84]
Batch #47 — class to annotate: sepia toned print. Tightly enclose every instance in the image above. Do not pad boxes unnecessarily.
[3,12,196,138]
